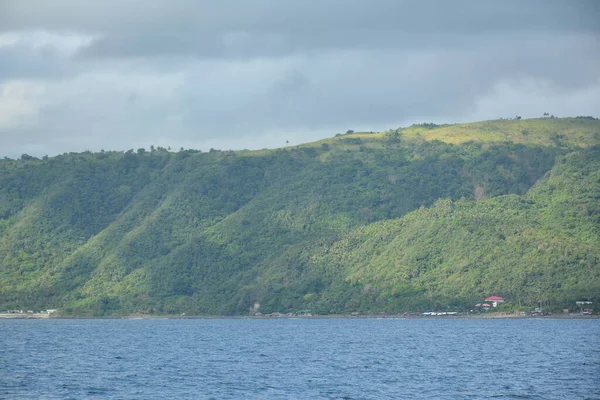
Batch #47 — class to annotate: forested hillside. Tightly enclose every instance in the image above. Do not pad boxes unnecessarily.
[1,117,598,315]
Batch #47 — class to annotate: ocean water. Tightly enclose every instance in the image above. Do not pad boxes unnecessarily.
[1,318,598,399]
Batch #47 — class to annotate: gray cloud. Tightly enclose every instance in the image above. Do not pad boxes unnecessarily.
[0,0,599,157]
[3,0,599,59]
[0,45,75,81]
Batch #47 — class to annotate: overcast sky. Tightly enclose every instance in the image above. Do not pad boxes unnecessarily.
[1,0,599,157]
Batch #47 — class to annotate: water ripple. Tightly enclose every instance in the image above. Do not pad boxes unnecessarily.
[1,318,598,399]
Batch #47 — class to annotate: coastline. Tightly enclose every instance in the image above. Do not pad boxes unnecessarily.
[1,312,597,320]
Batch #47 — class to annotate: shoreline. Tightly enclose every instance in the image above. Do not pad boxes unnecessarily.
[1,313,597,320]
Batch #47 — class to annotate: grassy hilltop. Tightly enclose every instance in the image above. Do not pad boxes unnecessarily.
[0,117,599,315]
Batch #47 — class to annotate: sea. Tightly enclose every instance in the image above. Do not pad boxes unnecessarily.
[1,318,598,399]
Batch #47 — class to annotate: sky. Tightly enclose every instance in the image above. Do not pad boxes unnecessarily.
[0,1,599,157]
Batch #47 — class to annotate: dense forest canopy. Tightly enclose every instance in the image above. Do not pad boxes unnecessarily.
[1,117,599,315]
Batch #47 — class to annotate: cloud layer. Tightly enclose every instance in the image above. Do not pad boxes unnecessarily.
[1,1,599,157]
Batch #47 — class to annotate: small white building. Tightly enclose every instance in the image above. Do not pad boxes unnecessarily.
[485,296,504,307]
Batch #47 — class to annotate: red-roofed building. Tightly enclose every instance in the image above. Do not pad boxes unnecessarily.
[482,303,491,308]
[485,296,504,307]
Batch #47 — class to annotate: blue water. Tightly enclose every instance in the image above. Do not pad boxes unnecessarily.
[1,318,598,399]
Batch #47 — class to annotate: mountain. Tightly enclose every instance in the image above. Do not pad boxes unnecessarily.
[1,117,599,315]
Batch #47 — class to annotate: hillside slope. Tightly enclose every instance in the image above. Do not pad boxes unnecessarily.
[306,147,600,313]
[0,117,598,315]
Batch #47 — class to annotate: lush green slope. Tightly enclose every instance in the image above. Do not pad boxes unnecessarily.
[308,147,600,312]
[0,118,599,315]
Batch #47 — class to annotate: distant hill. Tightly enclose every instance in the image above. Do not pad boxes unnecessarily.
[1,117,599,315]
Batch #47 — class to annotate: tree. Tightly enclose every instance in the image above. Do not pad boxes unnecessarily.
[346,130,355,134]
[385,129,402,143]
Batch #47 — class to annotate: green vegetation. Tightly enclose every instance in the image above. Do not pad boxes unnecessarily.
[0,118,599,315]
